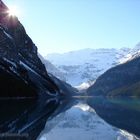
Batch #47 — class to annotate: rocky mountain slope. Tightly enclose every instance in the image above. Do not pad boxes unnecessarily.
[46,48,130,87]
[87,46,140,96]
[38,103,139,140]
[0,0,61,97]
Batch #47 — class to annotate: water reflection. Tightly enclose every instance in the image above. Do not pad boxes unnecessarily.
[1,97,140,139]
[38,97,139,140]
[87,97,140,137]
[0,97,59,139]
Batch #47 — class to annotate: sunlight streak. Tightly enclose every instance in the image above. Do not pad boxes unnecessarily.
[7,5,19,17]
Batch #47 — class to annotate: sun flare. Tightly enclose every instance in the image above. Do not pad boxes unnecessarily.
[7,6,19,17]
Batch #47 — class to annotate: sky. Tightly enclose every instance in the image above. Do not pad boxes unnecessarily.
[4,0,140,56]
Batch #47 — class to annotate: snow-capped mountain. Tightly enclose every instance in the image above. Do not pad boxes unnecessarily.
[119,42,140,64]
[38,103,139,140]
[87,43,140,97]
[46,48,130,87]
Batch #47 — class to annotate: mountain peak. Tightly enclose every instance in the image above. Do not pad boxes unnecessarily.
[0,0,18,27]
[0,0,8,18]
[0,0,8,11]
[134,42,140,50]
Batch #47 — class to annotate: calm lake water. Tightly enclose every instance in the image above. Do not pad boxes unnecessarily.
[87,97,140,137]
[37,96,140,140]
[0,97,140,139]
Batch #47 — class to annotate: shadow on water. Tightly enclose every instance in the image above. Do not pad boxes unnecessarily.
[0,97,59,139]
[87,96,140,137]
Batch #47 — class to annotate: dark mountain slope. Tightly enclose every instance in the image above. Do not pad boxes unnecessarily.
[0,0,60,97]
[87,54,140,96]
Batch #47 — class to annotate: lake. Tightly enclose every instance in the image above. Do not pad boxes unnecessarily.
[0,97,140,139]
[38,96,140,140]
[87,97,140,137]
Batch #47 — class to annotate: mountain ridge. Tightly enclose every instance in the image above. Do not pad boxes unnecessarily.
[46,47,131,87]
[87,48,140,97]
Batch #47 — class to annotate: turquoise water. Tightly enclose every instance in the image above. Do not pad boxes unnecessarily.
[87,97,140,137]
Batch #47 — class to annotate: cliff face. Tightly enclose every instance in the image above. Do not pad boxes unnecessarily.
[87,54,140,96]
[0,1,60,97]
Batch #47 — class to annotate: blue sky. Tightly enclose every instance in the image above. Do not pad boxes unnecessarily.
[4,0,140,56]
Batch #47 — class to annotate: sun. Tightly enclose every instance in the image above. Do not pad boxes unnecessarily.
[7,5,19,17]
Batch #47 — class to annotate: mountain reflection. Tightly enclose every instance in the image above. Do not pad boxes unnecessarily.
[38,97,139,140]
[88,97,140,137]
[0,97,59,139]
